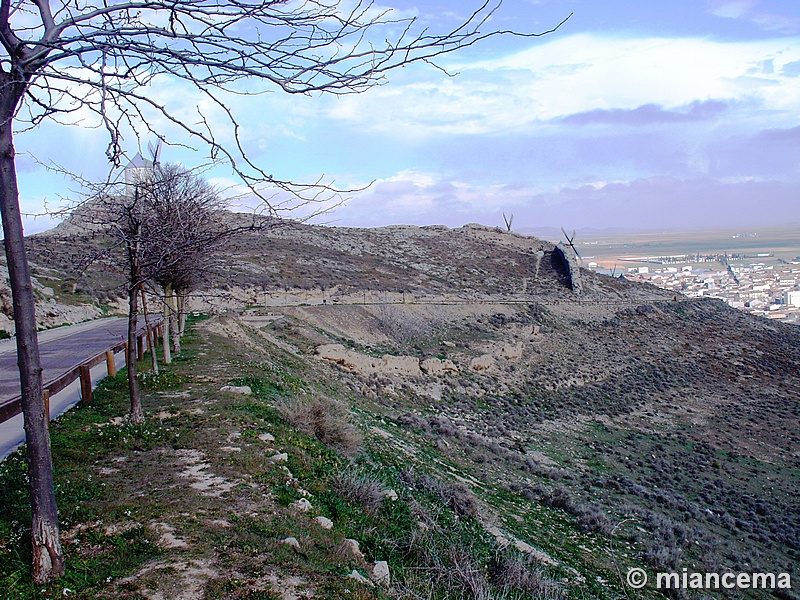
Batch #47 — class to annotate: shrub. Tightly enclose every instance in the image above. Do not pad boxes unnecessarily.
[330,467,387,514]
[490,551,563,599]
[275,395,362,456]
[401,470,480,518]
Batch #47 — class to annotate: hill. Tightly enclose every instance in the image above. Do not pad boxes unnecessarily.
[0,217,797,598]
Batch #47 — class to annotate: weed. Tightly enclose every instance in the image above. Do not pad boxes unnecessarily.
[275,395,362,456]
[330,467,387,515]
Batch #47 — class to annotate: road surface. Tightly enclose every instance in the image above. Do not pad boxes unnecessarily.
[0,317,150,460]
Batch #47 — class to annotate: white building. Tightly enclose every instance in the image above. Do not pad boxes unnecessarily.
[784,290,800,308]
[125,153,154,195]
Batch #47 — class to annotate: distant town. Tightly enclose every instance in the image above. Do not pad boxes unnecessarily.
[527,226,800,326]
[598,255,800,325]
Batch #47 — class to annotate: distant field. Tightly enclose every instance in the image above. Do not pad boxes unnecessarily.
[525,225,800,268]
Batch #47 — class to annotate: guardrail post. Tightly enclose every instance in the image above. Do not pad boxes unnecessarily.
[43,389,51,421]
[105,350,116,377]
[79,364,92,404]
[137,334,144,362]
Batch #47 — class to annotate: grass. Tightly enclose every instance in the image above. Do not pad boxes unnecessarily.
[4,300,795,599]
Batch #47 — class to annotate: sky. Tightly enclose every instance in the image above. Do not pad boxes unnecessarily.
[14,0,800,234]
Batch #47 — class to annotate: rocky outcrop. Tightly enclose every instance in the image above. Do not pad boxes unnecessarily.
[317,344,421,377]
[470,354,496,371]
[420,357,459,376]
[500,341,524,360]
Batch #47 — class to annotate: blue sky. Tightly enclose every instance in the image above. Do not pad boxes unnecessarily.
[16,0,800,234]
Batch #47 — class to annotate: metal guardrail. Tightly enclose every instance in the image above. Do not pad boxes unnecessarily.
[0,317,163,424]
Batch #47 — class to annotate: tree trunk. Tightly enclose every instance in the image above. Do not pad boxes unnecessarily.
[127,277,144,425]
[140,287,158,375]
[161,284,172,365]
[0,94,65,583]
[178,290,187,336]
[167,286,181,355]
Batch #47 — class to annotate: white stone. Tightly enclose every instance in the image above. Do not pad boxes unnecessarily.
[470,354,496,371]
[268,452,288,463]
[219,385,252,395]
[291,498,313,512]
[281,537,300,550]
[420,357,459,376]
[382,489,399,501]
[314,516,333,530]
[371,561,390,586]
[347,570,374,587]
[258,432,276,442]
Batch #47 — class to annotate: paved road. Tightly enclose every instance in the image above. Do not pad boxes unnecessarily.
[0,317,133,402]
[0,317,154,460]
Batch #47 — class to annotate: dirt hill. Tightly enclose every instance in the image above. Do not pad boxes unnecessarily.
[0,217,796,598]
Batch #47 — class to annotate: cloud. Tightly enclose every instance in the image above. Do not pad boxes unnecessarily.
[326,168,800,231]
[710,125,800,179]
[706,0,800,33]
[559,100,729,126]
[782,60,800,76]
[321,33,800,137]
[708,1,757,19]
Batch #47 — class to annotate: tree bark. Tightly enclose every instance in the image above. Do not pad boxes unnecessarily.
[178,290,187,336]
[126,274,144,425]
[140,287,158,375]
[161,284,172,365]
[167,286,181,355]
[0,88,65,583]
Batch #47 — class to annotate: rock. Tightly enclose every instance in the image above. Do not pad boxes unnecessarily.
[281,537,300,550]
[382,489,399,501]
[219,385,252,395]
[291,498,313,512]
[258,432,276,443]
[421,357,459,376]
[268,452,288,463]
[347,570,374,587]
[339,538,364,562]
[317,344,421,377]
[442,341,456,348]
[500,341,524,360]
[470,354,496,371]
[314,516,333,530]
[371,561,390,586]
[381,355,421,377]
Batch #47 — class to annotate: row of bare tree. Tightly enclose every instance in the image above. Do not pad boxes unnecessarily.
[82,160,249,423]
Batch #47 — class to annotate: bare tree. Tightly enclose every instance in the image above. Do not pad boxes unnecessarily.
[0,0,567,584]
[80,161,235,423]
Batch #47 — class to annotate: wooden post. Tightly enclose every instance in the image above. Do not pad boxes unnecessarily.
[79,364,92,404]
[137,334,144,362]
[43,389,51,421]
[105,350,116,377]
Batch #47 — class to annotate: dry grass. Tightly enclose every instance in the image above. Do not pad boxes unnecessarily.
[274,394,363,456]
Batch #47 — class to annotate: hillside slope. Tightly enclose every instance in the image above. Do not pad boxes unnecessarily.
[0,218,796,598]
